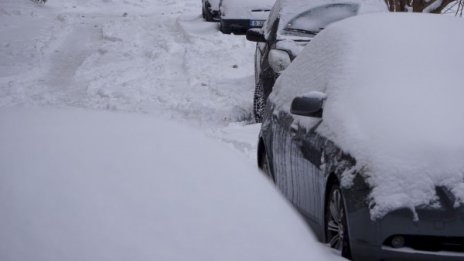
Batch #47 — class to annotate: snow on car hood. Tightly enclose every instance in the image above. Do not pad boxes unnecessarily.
[271,13,464,220]
[220,0,274,19]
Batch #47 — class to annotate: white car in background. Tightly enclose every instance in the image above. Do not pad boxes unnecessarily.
[219,0,275,34]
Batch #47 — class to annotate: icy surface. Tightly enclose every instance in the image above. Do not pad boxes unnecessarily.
[272,13,464,219]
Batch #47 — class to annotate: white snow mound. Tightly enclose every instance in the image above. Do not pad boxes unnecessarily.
[0,108,343,261]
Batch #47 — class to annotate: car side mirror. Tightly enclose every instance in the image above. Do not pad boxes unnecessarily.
[290,91,327,118]
[246,28,266,42]
[268,49,291,73]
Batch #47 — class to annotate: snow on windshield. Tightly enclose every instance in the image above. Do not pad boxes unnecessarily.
[284,3,360,33]
[271,13,464,220]
[274,0,387,35]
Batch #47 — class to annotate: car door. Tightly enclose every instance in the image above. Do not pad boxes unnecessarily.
[289,119,326,224]
[270,109,299,203]
[269,102,325,226]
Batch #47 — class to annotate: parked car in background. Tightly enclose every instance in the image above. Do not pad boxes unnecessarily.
[202,0,220,21]
[258,13,464,260]
[218,0,275,34]
[247,0,386,122]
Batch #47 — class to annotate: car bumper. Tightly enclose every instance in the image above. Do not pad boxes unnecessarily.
[220,19,265,33]
[345,192,464,261]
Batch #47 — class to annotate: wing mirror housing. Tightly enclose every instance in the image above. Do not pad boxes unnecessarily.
[246,28,266,42]
[269,49,291,73]
[290,91,327,118]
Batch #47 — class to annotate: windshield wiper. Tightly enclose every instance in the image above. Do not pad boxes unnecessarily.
[284,28,319,35]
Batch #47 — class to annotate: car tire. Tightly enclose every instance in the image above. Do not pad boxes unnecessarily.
[261,149,275,182]
[253,81,265,123]
[326,184,352,259]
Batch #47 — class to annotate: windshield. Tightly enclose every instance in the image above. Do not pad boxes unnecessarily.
[283,3,360,36]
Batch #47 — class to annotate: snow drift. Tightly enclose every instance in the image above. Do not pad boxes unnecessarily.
[0,108,343,261]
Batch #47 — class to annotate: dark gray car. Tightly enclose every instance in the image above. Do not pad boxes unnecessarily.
[247,0,387,123]
[258,13,464,260]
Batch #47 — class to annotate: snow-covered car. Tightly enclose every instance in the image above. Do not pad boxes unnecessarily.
[258,13,464,260]
[202,0,220,21]
[218,0,275,34]
[247,0,387,122]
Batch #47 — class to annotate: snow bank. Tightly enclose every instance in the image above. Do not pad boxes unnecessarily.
[0,108,343,261]
[272,13,464,219]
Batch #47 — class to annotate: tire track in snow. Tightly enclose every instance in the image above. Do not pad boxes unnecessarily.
[45,23,101,96]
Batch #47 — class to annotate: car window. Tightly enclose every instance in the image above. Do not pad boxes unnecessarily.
[282,3,359,36]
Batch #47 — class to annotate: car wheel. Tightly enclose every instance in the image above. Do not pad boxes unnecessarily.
[261,149,275,182]
[253,81,264,123]
[326,184,352,259]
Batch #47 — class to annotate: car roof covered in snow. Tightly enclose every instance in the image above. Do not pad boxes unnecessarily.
[270,13,464,220]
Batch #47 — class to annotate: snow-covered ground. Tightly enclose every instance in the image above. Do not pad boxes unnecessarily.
[0,0,260,157]
[0,0,344,260]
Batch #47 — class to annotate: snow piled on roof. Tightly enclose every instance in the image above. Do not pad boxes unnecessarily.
[0,107,343,261]
[271,13,464,219]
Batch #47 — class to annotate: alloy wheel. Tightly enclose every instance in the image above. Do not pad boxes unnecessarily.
[326,184,351,258]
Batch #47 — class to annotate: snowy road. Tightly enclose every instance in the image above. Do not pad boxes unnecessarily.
[0,0,260,158]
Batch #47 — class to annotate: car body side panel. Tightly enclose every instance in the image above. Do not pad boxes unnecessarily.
[291,121,325,225]
[270,110,295,202]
